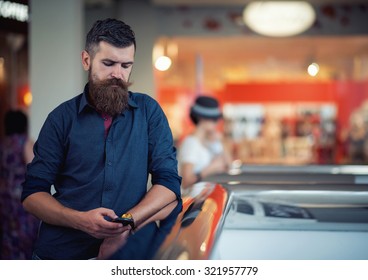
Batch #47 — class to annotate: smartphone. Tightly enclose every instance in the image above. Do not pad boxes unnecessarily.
[112,217,134,227]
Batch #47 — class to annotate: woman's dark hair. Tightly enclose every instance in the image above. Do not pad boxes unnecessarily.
[189,96,222,125]
[85,18,136,58]
[189,111,200,125]
[4,110,28,136]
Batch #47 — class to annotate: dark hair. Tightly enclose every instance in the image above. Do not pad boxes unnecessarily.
[189,111,200,125]
[189,96,222,125]
[85,18,136,57]
[4,110,28,136]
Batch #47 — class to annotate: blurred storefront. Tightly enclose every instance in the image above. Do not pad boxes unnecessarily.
[153,2,368,165]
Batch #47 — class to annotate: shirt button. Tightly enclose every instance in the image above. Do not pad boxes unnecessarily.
[107,161,112,166]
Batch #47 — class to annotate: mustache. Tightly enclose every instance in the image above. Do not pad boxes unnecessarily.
[100,78,132,89]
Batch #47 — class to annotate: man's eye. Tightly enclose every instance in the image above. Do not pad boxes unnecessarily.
[103,61,114,66]
[121,64,130,69]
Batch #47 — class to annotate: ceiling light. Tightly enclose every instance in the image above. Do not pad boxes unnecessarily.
[307,62,319,77]
[243,1,316,37]
[155,55,172,71]
[153,37,176,71]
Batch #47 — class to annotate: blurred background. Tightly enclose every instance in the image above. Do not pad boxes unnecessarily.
[1,0,368,165]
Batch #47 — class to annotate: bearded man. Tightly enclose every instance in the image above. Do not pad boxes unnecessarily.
[21,18,182,260]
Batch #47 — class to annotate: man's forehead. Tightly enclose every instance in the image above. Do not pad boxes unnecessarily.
[96,41,135,57]
[93,45,134,65]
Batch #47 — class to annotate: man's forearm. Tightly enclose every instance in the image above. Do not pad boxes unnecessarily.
[127,184,178,229]
[135,200,178,230]
[23,192,126,239]
[23,192,81,229]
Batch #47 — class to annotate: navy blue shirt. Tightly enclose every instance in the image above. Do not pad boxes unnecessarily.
[21,84,182,259]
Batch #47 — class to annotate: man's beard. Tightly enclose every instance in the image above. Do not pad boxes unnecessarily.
[88,74,131,117]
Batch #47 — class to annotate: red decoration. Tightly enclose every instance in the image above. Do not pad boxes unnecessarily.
[203,18,221,31]
[321,5,336,19]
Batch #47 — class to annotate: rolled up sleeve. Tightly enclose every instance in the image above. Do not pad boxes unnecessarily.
[146,97,182,199]
[21,112,65,202]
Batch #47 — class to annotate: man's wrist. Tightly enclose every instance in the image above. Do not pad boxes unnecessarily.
[121,212,136,231]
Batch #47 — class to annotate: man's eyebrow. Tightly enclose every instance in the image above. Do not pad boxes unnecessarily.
[102,58,117,63]
[102,59,133,65]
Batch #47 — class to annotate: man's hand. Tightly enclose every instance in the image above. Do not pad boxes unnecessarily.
[97,228,131,259]
[23,193,128,239]
[23,193,125,239]
[76,208,126,239]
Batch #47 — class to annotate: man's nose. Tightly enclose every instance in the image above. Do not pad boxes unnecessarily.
[111,65,124,80]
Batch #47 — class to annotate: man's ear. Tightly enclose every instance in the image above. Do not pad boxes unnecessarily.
[81,50,91,71]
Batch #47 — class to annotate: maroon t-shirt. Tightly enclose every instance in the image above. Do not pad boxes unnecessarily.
[101,113,112,137]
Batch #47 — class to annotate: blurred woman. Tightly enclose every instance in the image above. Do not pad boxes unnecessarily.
[178,96,231,189]
[0,110,39,259]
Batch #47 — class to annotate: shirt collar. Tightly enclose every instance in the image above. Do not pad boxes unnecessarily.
[78,83,138,115]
